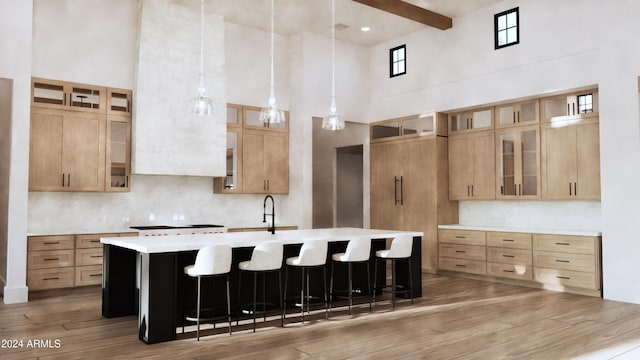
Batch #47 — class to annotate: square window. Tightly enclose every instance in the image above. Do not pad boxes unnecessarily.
[577,94,593,114]
[495,7,519,49]
[390,44,406,78]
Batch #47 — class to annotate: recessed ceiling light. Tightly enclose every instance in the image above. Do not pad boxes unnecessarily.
[360,26,371,32]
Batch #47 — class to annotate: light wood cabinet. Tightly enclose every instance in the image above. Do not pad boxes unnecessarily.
[541,118,600,200]
[541,89,599,122]
[438,228,602,296]
[448,107,493,134]
[29,108,106,191]
[495,100,539,128]
[371,112,447,142]
[28,232,134,291]
[448,131,495,200]
[438,229,486,275]
[495,125,540,199]
[29,78,132,193]
[215,103,289,194]
[370,134,458,272]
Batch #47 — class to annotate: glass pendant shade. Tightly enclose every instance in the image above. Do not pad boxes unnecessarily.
[188,0,215,116]
[260,0,285,125]
[322,102,345,130]
[323,0,344,131]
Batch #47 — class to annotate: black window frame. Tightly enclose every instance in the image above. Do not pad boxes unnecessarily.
[577,93,594,114]
[494,7,519,49]
[389,44,407,78]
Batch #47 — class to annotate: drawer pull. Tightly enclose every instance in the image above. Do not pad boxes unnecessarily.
[90,255,103,258]
[556,259,570,263]
[44,241,60,245]
[556,276,571,280]
[502,239,514,242]
[90,273,103,277]
[455,250,466,253]
[455,264,466,268]
[555,242,571,246]
[455,236,466,239]
[44,257,60,261]
[43,277,60,281]
[90,240,100,243]
[502,269,515,273]
[502,255,515,258]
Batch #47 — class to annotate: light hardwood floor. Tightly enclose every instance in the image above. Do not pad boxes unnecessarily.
[2,274,640,359]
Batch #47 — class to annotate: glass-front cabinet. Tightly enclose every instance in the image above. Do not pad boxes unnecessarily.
[541,89,599,122]
[214,128,242,193]
[32,77,106,113]
[495,125,540,199]
[449,108,493,134]
[243,105,288,130]
[106,115,131,192]
[371,112,446,142]
[496,100,539,128]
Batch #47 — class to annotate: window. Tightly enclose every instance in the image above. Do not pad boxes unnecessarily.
[577,94,593,114]
[495,7,519,49]
[390,44,406,77]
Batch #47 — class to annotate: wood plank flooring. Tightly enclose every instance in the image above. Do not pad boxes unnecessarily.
[2,274,640,359]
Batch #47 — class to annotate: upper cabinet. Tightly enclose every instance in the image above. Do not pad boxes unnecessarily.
[214,103,289,194]
[29,78,132,192]
[541,89,599,122]
[448,131,496,200]
[371,112,447,142]
[495,100,539,128]
[448,107,493,134]
[495,125,540,199]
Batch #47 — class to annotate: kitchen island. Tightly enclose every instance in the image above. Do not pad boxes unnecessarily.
[101,227,423,344]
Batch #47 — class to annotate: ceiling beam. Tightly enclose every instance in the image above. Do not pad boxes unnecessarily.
[353,0,452,30]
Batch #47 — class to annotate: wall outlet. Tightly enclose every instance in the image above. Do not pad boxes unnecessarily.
[149,213,155,221]
[172,214,178,221]
[179,214,185,221]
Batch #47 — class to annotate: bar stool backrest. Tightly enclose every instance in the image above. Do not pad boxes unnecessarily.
[191,244,232,276]
[386,235,413,258]
[343,236,371,262]
[296,239,328,266]
[247,241,284,271]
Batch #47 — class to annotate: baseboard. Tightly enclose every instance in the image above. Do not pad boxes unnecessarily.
[3,284,29,304]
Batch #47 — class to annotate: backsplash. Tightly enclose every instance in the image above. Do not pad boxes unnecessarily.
[458,200,602,231]
[27,175,295,235]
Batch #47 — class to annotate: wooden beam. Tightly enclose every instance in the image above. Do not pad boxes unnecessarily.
[353,0,452,30]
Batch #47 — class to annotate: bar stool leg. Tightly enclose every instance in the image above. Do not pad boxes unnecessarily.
[253,272,257,332]
[300,267,305,323]
[348,262,353,315]
[196,276,201,341]
[373,257,378,305]
[262,272,267,322]
[366,261,372,311]
[226,274,232,335]
[323,265,328,319]
[283,266,289,321]
[392,259,397,308]
[279,269,284,328]
[408,257,414,304]
[329,261,334,311]
[306,268,310,314]
[236,271,242,326]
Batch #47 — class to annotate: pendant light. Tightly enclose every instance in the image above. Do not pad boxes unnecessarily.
[259,0,286,125]
[322,0,345,131]
[187,0,215,116]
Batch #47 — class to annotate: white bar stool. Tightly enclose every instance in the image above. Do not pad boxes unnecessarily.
[329,236,372,315]
[284,239,328,323]
[237,241,284,332]
[373,235,414,308]
[183,244,232,341]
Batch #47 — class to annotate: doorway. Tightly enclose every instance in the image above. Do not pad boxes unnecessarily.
[335,145,363,227]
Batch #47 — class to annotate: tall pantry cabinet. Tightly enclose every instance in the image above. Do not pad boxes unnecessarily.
[370,113,458,272]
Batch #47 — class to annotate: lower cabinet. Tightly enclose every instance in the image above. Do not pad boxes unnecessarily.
[28,232,136,291]
[438,228,602,296]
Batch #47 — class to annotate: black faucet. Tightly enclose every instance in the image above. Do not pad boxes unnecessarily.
[263,195,275,234]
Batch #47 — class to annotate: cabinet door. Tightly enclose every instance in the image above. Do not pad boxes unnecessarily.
[496,126,539,199]
[471,133,496,199]
[576,123,600,199]
[264,132,289,194]
[29,110,64,190]
[370,142,403,230]
[542,125,577,199]
[106,115,131,192]
[448,136,473,200]
[496,100,539,128]
[242,131,266,193]
[62,112,106,191]
[214,128,243,193]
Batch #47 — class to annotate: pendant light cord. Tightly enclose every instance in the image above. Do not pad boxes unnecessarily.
[268,0,276,104]
[198,0,205,92]
[330,0,337,112]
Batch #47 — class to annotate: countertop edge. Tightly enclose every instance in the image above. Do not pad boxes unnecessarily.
[437,224,602,237]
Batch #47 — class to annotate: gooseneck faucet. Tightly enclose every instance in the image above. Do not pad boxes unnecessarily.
[263,195,275,234]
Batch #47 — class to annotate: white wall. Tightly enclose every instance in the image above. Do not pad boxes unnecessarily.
[368,0,640,303]
[0,0,32,303]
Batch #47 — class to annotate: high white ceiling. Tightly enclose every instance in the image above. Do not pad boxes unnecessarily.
[208,0,503,47]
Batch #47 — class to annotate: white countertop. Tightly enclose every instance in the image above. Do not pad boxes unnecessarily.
[101,227,422,254]
[438,224,601,237]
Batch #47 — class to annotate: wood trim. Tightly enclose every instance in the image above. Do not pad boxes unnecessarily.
[353,0,452,30]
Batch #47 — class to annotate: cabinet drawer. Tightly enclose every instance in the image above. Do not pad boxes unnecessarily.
[533,252,595,273]
[28,235,74,251]
[439,229,486,246]
[76,247,103,266]
[534,267,598,290]
[487,247,532,266]
[28,249,74,269]
[533,234,597,254]
[439,243,486,261]
[76,233,118,248]
[487,232,532,250]
[28,267,74,290]
[75,265,103,286]
[487,263,533,281]
[439,257,486,275]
